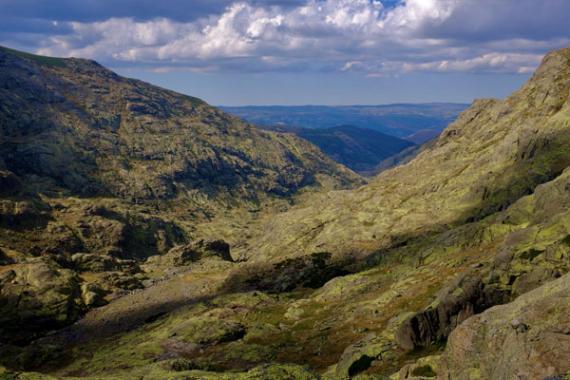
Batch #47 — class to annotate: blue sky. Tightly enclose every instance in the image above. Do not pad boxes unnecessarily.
[1,0,569,105]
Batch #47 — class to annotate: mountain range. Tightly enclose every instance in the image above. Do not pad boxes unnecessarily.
[259,125,415,174]
[1,45,569,380]
[221,103,468,143]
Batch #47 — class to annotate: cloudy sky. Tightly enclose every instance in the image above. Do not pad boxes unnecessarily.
[1,0,569,105]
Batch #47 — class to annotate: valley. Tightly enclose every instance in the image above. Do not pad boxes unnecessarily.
[1,44,570,380]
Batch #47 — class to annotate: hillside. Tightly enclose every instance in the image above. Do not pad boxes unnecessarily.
[0,46,360,205]
[261,125,415,174]
[222,103,468,142]
[0,46,362,345]
[1,46,570,380]
[249,47,570,262]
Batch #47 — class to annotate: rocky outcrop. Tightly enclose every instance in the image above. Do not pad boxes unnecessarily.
[171,239,234,265]
[335,332,397,378]
[0,259,82,344]
[228,251,350,293]
[439,273,570,379]
[80,282,108,308]
[395,273,508,351]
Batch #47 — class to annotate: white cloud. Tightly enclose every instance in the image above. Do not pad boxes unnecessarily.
[35,0,570,75]
[401,53,543,74]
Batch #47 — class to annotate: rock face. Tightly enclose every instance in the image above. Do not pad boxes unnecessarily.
[440,273,570,380]
[395,273,508,351]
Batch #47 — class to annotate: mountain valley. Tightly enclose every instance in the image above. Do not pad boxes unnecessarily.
[1,44,570,380]
[221,104,468,143]
[258,125,415,175]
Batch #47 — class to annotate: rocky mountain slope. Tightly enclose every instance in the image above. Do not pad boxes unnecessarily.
[0,46,362,345]
[0,46,360,205]
[260,125,415,174]
[1,46,570,380]
[248,46,570,263]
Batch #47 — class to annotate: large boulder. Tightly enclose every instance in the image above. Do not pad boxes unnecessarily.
[0,259,82,344]
[395,273,507,351]
[80,282,108,307]
[439,273,570,379]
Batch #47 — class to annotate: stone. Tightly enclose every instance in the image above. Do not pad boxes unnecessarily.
[80,282,108,307]
[0,259,82,344]
[439,273,570,379]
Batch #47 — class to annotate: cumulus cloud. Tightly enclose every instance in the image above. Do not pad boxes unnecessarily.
[6,0,570,75]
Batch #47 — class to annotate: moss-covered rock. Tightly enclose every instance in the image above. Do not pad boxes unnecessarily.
[0,259,82,344]
[169,318,246,346]
[439,273,570,379]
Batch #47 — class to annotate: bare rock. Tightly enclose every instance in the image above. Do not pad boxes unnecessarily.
[439,273,570,379]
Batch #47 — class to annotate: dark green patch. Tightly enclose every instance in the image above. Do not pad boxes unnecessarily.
[348,354,375,377]
[0,372,18,380]
[519,248,544,261]
[412,364,437,377]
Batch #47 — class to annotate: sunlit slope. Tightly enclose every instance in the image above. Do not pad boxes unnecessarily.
[248,47,570,263]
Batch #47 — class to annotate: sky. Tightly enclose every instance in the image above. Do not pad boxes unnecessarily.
[1,0,569,106]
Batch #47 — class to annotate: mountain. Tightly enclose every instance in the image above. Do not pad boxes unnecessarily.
[0,45,362,344]
[1,46,570,380]
[261,125,415,174]
[221,103,468,142]
[0,46,360,206]
[249,47,570,262]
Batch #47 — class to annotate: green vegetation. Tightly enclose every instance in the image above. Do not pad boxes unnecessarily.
[1,45,570,380]
[0,46,66,67]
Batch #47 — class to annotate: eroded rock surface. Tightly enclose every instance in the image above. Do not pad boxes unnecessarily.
[440,273,570,380]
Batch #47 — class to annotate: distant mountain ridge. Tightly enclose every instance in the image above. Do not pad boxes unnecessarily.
[221,103,468,143]
[262,124,415,174]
